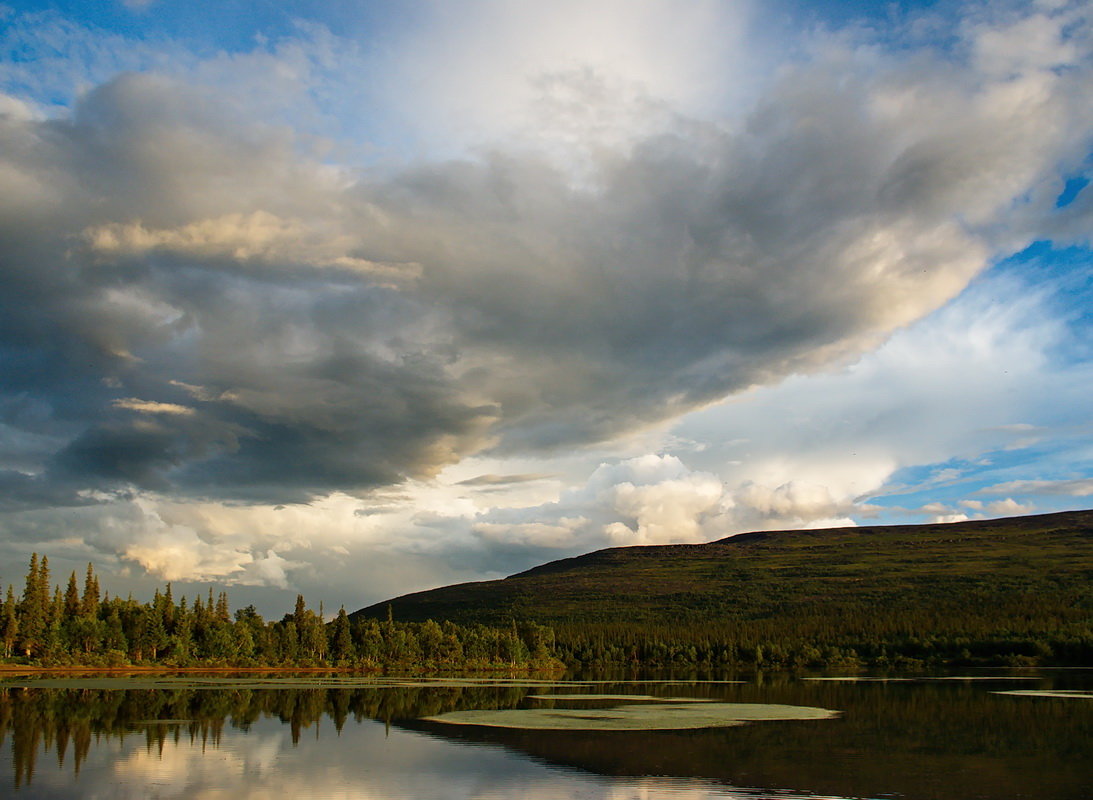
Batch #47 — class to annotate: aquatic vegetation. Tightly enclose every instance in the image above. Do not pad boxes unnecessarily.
[803,677,914,682]
[993,690,1093,699]
[423,702,839,730]
[804,676,1039,683]
[527,693,712,702]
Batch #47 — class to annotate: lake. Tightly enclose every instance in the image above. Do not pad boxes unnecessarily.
[2,669,1091,799]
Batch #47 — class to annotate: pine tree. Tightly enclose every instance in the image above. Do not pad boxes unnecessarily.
[294,594,307,627]
[17,554,46,657]
[162,583,175,631]
[330,607,354,663]
[80,563,100,618]
[42,586,65,660]
[215,591,230,622]
[64,571,80,619]
[39,555,51,610]
[1,585,18,658]
[171,597,193,665]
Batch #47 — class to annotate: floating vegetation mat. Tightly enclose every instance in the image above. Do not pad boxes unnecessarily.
[574,680,744,685]
[527,694,712,702]
[423,702,839,731]
[993,690,1093,700]
[803,676,1039,683]
[802,677,914,683]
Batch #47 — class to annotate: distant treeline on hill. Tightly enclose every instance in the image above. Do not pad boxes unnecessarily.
[353,511,1093,670]
[0,555,558,670]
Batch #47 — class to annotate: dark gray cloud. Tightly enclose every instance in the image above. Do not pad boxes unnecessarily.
[1,4,1091,520]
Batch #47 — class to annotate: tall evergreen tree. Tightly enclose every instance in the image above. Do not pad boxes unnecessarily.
[80,563,100,618]
[1,585,18,658]
[171,597,193,664]
[17,554,46,657]
[215,591,230,622]
[42,587,65,659]
[64,571,80,619]
[330,607,354,663]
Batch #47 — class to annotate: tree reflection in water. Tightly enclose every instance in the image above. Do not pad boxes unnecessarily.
[1,673,1091,799]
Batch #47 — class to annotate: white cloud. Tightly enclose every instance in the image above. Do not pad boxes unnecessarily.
[981,478,1093,497]
[931,513,970,524]
[985,497,1036,516]
[473,517,587,549]
[113,398,195,416]
[972,8,1079,77]
[384,0,759,150]
[607,469,724,545]
[732,482,851,524]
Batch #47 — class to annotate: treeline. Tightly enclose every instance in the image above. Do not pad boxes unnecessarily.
[552,612,1093,669]
[0,555,559,670]
[6,553,1090,671]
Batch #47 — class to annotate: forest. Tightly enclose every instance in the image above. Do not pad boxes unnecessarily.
[4,532,1092,670]
[0,555,559,670]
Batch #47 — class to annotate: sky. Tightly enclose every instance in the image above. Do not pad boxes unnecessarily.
[0,0,1091,617]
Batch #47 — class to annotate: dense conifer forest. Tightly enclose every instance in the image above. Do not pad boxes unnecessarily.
[0,555,558,670]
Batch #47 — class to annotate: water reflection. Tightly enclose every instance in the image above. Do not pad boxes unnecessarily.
[2,672,1091,799]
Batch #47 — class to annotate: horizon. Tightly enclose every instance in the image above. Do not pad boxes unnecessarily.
[0,0,1091,618]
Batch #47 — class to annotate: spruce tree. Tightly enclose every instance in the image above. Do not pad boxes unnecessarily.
[80,563,100,618]
[215,591,230,622]
[18,554,46,657]
[64,571,80,619]
[331,607,354,663]
[1,585,18,658]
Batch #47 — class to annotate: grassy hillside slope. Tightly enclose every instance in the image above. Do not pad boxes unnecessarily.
[352,510,1093,666]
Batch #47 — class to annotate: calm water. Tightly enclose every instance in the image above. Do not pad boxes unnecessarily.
[2,670,1091,800]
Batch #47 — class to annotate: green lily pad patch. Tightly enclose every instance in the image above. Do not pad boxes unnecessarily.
[527,694,712,702]
[993,690,1093,700]
[423,702,839,730]
[804,676,1039,683]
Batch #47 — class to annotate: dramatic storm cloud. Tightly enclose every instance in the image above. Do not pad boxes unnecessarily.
[0,0,1091,611]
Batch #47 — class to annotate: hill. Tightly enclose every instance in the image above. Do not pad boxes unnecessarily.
[353,510,1093,667]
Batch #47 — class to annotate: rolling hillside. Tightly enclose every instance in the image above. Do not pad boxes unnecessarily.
[352,510,1093,666]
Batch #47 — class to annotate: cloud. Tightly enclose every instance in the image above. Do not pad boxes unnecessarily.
[2,3,1090,510]
[605,460,724,545]
[985,497,1036,516]
[0,3,1091,606]
[980,478,1093,497]
[381,0,759,150]
[731,481,856,527]
[456,473,554,487]
[473,517,588,549]
[81,212,423,285]
[931,513,970,524]
[470,454,727,550]
[113,398,196,416]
